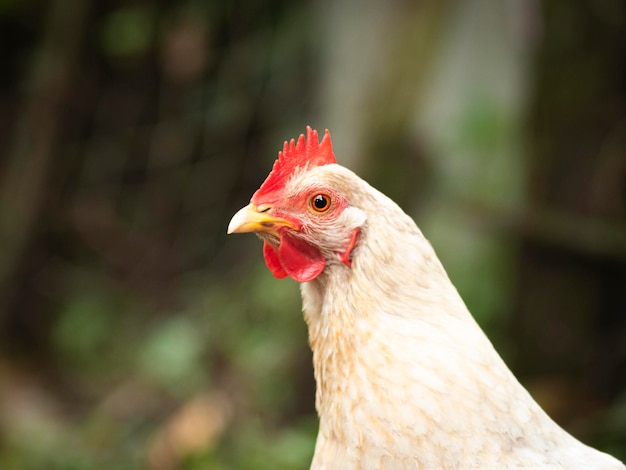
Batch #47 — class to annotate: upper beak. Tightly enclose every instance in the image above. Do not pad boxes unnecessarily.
[227,203,297,236]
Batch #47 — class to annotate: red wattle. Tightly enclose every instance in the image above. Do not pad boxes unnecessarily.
[277,233,326,282]
[262,234,326,282]
[263,241,288,279]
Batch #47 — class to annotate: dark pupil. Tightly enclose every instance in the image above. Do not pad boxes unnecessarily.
[314,195,328,210]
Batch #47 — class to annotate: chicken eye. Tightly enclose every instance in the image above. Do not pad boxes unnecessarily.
[310,193,332,213]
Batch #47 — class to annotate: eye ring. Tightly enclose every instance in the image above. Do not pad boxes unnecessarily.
[309,193,332,213]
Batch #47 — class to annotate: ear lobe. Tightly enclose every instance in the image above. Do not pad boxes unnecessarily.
[338,228,360,267]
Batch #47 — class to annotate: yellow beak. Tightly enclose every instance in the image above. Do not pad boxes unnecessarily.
[227,203,297,236]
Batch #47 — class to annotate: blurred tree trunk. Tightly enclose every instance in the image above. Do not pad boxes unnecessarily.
[0,0,90,339]
[316,0,452,173]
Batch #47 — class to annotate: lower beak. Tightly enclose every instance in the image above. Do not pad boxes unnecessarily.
[227,203,297,236]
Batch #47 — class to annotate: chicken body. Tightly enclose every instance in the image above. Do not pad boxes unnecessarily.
[297,167,622,469]
[228,128,624,469]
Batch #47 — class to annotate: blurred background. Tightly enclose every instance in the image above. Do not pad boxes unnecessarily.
[0,0,625,468]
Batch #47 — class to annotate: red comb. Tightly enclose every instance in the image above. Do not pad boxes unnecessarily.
[251,126,336,204]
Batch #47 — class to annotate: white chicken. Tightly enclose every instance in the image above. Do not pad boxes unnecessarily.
[228,127,625,469]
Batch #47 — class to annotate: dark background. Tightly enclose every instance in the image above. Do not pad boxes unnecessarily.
[0,1,624,468]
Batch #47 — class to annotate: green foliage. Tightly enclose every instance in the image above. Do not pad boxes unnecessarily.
[137,316,206,395]
[53,295,114,366]
[100,5,156,59]
[0,0,23,16]
[599,393,626,462]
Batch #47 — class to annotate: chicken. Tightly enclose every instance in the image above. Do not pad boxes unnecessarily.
[228,127,625,469]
